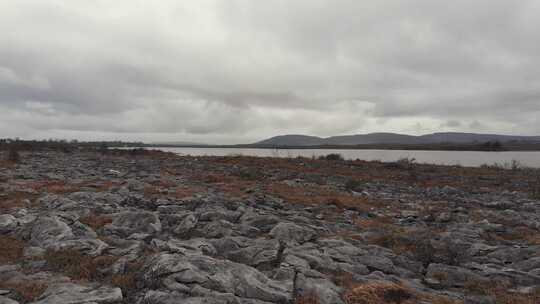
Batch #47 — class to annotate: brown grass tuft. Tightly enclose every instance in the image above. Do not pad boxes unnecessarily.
[267,182,375,211]
[0,236,26,264]
[111,273,137,294]
[295,291,320,304]
[0,281,48,303]
[344,282,415,304]
[44,249,117,281]
[464,280,540,304]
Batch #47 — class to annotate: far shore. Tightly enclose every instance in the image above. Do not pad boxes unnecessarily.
[116,142,540,152]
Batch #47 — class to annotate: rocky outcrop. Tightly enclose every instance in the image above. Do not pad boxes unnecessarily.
[29,283,122,304]
[0,151,539,303]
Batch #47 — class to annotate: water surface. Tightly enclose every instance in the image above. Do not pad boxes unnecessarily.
[145,147,540,168]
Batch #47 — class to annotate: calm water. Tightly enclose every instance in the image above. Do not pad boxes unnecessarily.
[146,147,540,168]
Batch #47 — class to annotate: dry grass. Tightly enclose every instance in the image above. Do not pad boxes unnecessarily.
[111,273,137,293]
[0,191,36,212]
[0,281,48,303]
[344,282,415,304]
[0,159,16,168]
[360,224,430,256]
[267,182,376,211]
[0,236,25,264]
[44,249,117,281]
[21,179,116,195]
[482,225,540,246]
[110,260,142,295]
[464,280,540,304]
[295,291,320,304]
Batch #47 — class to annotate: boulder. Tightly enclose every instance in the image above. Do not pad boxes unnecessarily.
[210,237,280,268]
[105,211,161,237]
[0,215,17,233]
[173,213,198,236]
[295,273,344,304]
[269,222,316,245]
[425,263,487,288]
[30,216,74,248]
[141,253,292,303]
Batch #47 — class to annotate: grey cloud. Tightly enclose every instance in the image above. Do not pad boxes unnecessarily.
[1,0,540,143]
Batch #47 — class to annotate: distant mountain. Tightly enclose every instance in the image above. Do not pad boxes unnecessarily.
[256,134,326,146]
[254,132,540,146]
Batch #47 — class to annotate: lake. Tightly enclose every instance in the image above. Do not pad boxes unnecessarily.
[143,147,540,168]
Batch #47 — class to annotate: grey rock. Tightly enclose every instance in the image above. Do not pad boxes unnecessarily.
[269,222,316,245]
[142,290,228,304]
[142,253,292,303]
[356,255,396,274]
[23,246,46,258]
[30,216,74,248]
[174,213,198,236]
[425,263,487,288]
[464,295,496,304]
[29,283,122,304]
[105,211,161,237]
[295,273,344,304]
[196,220,233,238]
[241,213,280,233]
[211,237,280,268]
[0,215,17,233]
[48,238,109,256]
[153,238,217,256]
[0,296,19,304]
[511,257,540,272]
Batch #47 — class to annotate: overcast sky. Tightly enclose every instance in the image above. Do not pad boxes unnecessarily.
[1,0,539,143]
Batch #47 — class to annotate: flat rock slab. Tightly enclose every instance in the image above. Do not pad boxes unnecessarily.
[29,283,122,304]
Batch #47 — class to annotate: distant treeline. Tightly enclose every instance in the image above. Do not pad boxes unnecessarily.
[0,139,144,152]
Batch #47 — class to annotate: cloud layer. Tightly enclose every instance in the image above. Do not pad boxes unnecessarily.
[1,0,539,143]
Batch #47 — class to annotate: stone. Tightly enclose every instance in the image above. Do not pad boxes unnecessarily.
[425,264,487,288]
[0,215,17,233]
[174,213,198,236]
[30,216,74,248]
[0,296,19,304]
[295,273,344,304]
[269,222,316,245]
[105,211,161,237]
[211,237,280,268]
[29,283,122,304]
[142,253,292,304]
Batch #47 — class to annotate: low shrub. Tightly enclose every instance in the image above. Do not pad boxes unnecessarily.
[319,153,344,161]
[396,157,416,170]
[345,179,363,192]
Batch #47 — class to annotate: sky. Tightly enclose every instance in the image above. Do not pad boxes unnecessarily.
[1,0,539,144]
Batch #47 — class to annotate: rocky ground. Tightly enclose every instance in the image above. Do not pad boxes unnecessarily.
[0,150,539,304]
